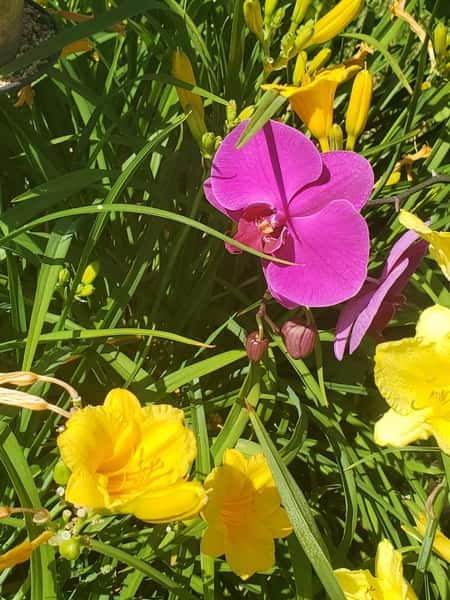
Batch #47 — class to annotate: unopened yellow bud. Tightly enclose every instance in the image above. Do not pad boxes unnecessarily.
[345,68,372,150]
[304,0,364,48]
[328,123,344,150]
[386,171,401,186]
[264,0,279,23]
[76,283,95,298]
[226,100,237,124]
[243,0,264,44]
[293,51,307,84]
[172,49,207,143]
[434,22,448,59]
[58,267,70,286]
[238,105,255,120]
[307,48,332,74]
[295,20,315,51]
[81,261,99,285]
[290,0,312,31]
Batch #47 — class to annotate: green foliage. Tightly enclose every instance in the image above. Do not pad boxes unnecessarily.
[0,0,449,598]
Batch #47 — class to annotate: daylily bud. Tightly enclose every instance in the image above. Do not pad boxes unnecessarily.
[201,132,217,158]
[293,51,307,84]
[246,331,269,362]
[295,20,315,51]
[433,22,448,59]
[328,123,344,150]
[59,537,81,561]
[290,0,312,31]
[271,6,286,30]
[307,48,332,74]
[57,267,70,287]
[304,0,364,49]
[281,319,317,359]
[226,100,237,124]
[53,460,71,486]
[386,170,401,186]
[81,260,100,285]
[75,283,95,298]
[237,105,255,121]
[264,0,279,24]
[345,69,372,150]
[172,49,207,143]
[243,0,264,44]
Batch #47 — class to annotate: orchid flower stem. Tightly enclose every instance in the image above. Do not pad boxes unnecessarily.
[256,297,267,340]
[369,174,450,207]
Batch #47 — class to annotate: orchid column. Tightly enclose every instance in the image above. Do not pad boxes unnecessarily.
[0,0,24,65]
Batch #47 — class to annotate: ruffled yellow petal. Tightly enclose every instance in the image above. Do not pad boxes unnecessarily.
[335,568,382,600]
[65,469,111,509]
[399,211,450,281]
[224,523,275,579]
[414,513,450,563]
[123,480,207,523]
[0,531,52,570]
[222,448,248,473]
[375,337,450,413]
[415,305,450,342]
[375,539,404,596]
[201,525,226,558]
[246,453,275,490]
[103,388,142,419]
[374,408,431,448]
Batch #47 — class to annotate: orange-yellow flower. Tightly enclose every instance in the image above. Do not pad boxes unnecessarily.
[263,65,358,150]
[60,39,94,58]
[201,449,292,579]
[57,389,207,523]
[0,531,52,570]
[14,85,35,109]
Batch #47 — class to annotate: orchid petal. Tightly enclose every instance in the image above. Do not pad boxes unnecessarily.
[209,120,322,213]
[264,200,369,307]
[289,151,374,216]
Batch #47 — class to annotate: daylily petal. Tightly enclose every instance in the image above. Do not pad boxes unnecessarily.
[375,539,416,600]
[65,469,111,509]
[0,531,52,571]
[123,480,207,523]
[374,408,431,447]
[289,151,374,216]
[428,415,450,455]
[414,513,450,563]
[399,210,431,235]
[335,568,382,600]
[375,337,450,413]
[208,120,322,213]
[224,523,275,579]
[264,200,369,307]
[415,304,450,342]
[201,525,226,558]
[103,388,142,419]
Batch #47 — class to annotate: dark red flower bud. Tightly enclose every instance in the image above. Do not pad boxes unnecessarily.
[281,319,317,359]
[246,331,269,362]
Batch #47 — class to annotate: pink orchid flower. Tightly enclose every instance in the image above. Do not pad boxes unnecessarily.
[204,120,373,308]
[334,229,428,360]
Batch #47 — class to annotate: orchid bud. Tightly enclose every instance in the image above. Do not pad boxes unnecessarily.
[281,319,317,359]
[246,331,269,362]
[243,0,264,44]
[304,0,364,49]
[328,123,344,150]
[345,69,373,151]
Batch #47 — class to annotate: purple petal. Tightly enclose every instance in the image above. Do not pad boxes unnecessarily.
[347,259,408,354]
[288,151,374,217]
[209,120,323,213]
[383,229,420,274]
[333,285,377,361]
[264,200,369,308]
[203,177,241,221]
[387,239,428,296]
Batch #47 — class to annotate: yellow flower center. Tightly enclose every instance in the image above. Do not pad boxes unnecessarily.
[220,491,254,529]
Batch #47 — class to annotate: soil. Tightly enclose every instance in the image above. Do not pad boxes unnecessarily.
[0,1,57,92]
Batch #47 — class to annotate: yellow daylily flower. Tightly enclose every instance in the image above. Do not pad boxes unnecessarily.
[57,389,207,522]
[335,539,417,600]
[374,305,450,454]
[201,449,292,579]
[403,513,450,563]
[263,65,359,150]
[399,210,450,280]
[0,531,52,571]
[345,69,373,150]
